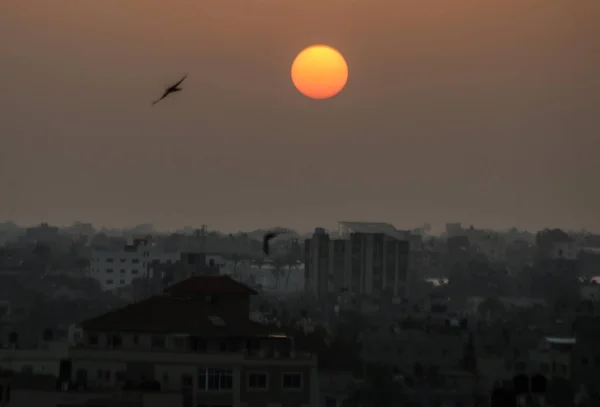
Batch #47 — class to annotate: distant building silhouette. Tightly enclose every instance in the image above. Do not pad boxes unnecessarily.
[90,239,180,291]
[304,221,410,299]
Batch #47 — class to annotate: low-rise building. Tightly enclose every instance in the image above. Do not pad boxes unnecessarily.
[90,239,180,291]
[528,337,574,380]
[70,275,318,407]
[572,316,600,396]
[0,340,69,377]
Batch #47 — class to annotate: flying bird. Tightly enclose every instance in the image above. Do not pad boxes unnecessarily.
[152,74,188,106]
[263,232,282,256]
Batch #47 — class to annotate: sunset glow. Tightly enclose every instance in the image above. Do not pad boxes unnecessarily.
[291,45,348,100]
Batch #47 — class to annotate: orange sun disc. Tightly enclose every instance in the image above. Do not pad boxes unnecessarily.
[291,45,349,100]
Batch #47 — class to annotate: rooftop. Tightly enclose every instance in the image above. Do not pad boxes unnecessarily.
[164,275,257,296]
[81,295,271,336]
[545,337,576,345]
[338,221,406,239]
[581,247,600,255]
[80,295,271,335]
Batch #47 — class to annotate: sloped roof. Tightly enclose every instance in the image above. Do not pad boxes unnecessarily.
[165,275,258,296]
[80,295,270,335]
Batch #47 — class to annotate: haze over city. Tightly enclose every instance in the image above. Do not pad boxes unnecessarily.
[2,2,600,402]
[1,0,599,233]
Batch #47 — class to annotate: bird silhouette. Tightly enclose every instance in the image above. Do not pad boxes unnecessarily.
[152,74,188,106]
[263,232,282,256]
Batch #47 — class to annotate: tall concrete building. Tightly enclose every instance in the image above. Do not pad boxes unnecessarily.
[304,222,410,299]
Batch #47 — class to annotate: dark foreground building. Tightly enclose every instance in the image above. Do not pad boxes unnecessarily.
[69,275,318,407]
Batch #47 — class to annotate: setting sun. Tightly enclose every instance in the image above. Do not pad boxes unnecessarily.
[291,45,349,100]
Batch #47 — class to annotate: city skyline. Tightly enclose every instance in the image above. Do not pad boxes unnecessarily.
[2,0,599,233]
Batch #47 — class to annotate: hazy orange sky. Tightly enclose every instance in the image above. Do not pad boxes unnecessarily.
[1,0,599,233]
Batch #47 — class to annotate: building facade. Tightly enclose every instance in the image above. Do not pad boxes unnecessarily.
[304,222,410,299]
[90,238,180,291]
[70,276,318,407]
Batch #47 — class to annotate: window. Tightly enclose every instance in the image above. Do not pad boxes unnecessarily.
[151,335,166,349]
[132,270,139,275]
[132,259,140,264]
[120,279,125,284]
[22,365,33,374]
[219,339,240,352]
[198,368,233,391]
[325,396,338,407]
[109,334,122,348]
[190,337,207,352]
[181,374,193,388]
[120,269,126,274]
[106,280,113,285]
[88,334,98,345]
[282,373,302,390]
[172,336,188,351]
[132,335,139,345]
[121,258,126,263]
[106,268,114,273]
[75,369,88,384]
[247,372,268,390]
[107,258,114,263]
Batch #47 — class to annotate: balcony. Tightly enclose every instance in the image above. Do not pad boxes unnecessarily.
[69,346,316,366]
[70,346,244,365]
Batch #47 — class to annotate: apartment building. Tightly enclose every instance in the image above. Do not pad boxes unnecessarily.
[90,238,180,291]
[304,222,410,299]
[528,337,574,380]
[572,316,600,392]
[70,275,318,407]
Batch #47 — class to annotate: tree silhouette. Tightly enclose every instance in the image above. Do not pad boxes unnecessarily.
[535,228,571,247]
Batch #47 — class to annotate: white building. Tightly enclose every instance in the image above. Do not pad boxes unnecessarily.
[90,239,180,291]
[0,340,69,377]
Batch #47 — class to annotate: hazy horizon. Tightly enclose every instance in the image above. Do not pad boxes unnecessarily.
[2,0,599,233]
